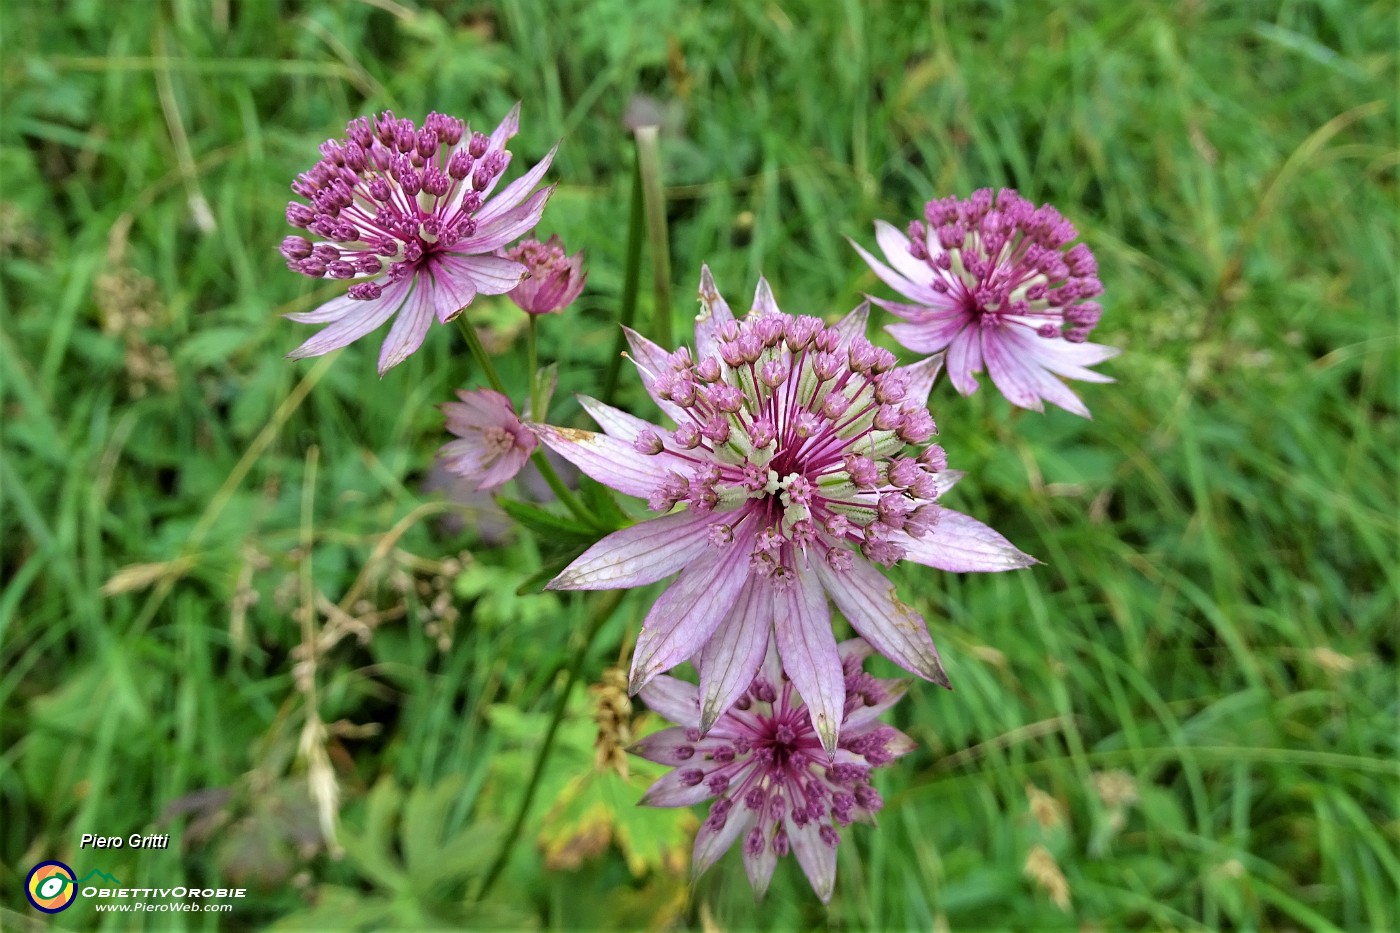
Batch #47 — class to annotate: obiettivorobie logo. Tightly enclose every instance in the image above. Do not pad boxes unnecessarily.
[25,861,121,913]
[24,858,248,914]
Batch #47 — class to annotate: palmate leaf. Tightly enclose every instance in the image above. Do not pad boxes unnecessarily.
[537,754,696,878]
[486,689,694,880]
[276,776,531,932]
[399,774,499,893]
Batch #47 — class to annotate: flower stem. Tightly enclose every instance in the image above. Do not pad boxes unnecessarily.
[527,315,540,421]
[475,589,625,900]
[602,152,646,406]
[634,125,672,348]
[454,316,509,396]
[533,451,593,525]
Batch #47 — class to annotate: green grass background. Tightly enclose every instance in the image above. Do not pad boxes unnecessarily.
[2,0,1396,930]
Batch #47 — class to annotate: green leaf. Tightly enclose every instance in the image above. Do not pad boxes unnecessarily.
[515,548,587,596]
[339,778,408,893]
[498,498,594,541]
[577,476,632,532]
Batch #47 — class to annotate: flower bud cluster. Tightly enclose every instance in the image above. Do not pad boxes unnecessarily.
[633,311,949,574]
[907,188,1104,342]
[281,111,512,299]
[633,642,913,900]
[504,235,586,315]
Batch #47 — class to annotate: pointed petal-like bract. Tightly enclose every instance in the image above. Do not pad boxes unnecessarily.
[743,827,780,899]
[874,218,943,287]
[751,276,780,315]
[830,300,870,349]
[449,253,530,296]
[773,564,844,756]
[576,395,667,443]
[898,351,947,407]
[983,328,1084,415]
[898,509,1038,572]
[377,272,437,374]
[286,279,410,359]
[285,290,373,325]
[639,768,719,808]
[693,808,757,880]
[428,256,479,324]
[886,317,962,354]
[637,674,700,727]
[696,576,772,734]
[628,726,694,765]
[845,678,912,728]
[945,326,984,396]
[531,424,682,499]
[488,102,521,149]
[788,814,838,903]
[457,186,557,254]
[813,554,951,688]
[694,264,736,359]
[548,510,720,590]
[623,327,688,423]
[629,526,756,693]
[474,146,557,224]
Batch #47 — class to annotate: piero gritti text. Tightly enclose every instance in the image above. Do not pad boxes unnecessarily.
[81,833,171,850]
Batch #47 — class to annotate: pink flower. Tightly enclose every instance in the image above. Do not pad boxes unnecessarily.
[280,106,556,375]
[632,637,914,902]
[504,235,586,315]
[532,268,1034,754]
[437,389,537,490]
[851,188,1119,417]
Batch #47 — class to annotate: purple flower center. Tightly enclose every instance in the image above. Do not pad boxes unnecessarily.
[636,312,949,574]
[908,188,1104,343]
[281,112,511,298]
[482,425,517,457]
[682,669,893,857]
[505,237,568,273]
[753,703,814,770]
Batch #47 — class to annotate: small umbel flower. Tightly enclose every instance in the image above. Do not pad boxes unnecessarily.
[437,389,537,490]
[281,106,556,374]
[851,188,1118,417]
[632,638,913,902]
[533,268,1033,753]
[505,235,586,315]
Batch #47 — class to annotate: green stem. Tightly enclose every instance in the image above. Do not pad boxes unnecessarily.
[634,125,672,348]
[475,590,625,899]
[533,452,592,525]
[527,315,540,421]
[454,316,508,396]
[602,152,646,406]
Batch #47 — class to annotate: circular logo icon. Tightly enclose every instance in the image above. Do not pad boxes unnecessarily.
[26,861,78,913]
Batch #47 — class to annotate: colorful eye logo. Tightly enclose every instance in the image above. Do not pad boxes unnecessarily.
[26,861,78,913]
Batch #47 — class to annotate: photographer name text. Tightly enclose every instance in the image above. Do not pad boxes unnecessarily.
[80,833,171,850]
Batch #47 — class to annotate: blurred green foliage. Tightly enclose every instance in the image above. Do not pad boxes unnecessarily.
[1,0,1396,930]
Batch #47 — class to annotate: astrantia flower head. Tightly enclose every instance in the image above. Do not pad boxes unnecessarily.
[632,637,913,902]
[851,188,1119,417]
[437,389,537,490]
[280,105,556,374]
[533,268,1034,754]
[505,235,586,315]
